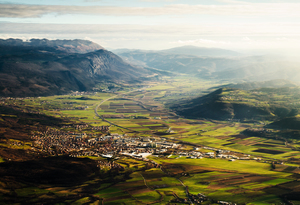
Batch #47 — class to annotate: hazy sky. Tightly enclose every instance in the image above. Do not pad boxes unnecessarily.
[0,0,300,52]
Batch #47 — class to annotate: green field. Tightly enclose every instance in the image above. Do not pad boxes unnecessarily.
[2,77,300,204]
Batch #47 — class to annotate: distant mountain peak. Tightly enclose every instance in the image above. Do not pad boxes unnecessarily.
[0,38,104,54]
[161,45,240,57]
[0,38,159,97]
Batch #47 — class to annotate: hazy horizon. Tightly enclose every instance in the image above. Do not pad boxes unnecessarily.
[0,0,300,55]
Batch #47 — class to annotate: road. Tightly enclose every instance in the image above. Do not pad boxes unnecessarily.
[95,89,196,205]
[160,167,194,205]
[94,89,145,132]
[94,87,178,137]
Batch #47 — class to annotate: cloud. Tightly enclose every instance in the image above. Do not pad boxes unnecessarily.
[1,3,300,18]
[84,0,102,2]
[140,0,177,2]
[216,0,252,4]
[216,0,248,4]
[242,37,251,41]
[1,22,300,50]
[1,22,299,37]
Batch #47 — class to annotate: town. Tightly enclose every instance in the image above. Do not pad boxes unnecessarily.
[31,127,254,163]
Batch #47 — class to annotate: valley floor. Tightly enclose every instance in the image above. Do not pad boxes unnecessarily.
[1,77,300,204]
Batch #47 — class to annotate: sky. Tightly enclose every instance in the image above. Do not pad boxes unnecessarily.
[0,0,300,52]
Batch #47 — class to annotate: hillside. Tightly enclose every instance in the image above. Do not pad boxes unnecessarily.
[114,46,240,57]
[268,117,300,130]
[218,79,297,90]
[213,56,300,82]
[116,50,240,76]
[116,49,300,83]
[0,39,156,97]
[172,88,299,121]
[58,49,153,81]
[0,104,67,161]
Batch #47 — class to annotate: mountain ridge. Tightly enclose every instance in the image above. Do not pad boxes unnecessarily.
[0,38,104,54]
[172,88,299,121]
[215,79,297,90]
[161,45,240,57]
[116,49,300,83]
[0,38,157,97]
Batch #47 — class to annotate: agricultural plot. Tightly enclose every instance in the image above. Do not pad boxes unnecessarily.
[165,119,300,160]
[4,80,300,162]
[94,95,175,134]
[3,77,300,204]
[148,157,296,204]
[21,94,112,125]
[153,157,292,177]
[95,166,189,205]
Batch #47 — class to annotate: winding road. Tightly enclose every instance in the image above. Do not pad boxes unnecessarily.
[94,89,145,132]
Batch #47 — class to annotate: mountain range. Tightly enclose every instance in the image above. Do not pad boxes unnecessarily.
[114,47,241,76]
[116,47,300,82]
[0,38,104,54]
[215,79,297,90]
[162,46,240,57]
[114,45,240,57]
[2,39,300,97]
[0,39,157,97]
[172,87,299,121]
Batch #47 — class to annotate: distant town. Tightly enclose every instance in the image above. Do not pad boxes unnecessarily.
[30,127,258,165]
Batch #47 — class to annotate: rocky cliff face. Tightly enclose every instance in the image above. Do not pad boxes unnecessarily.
[59,49,152,80]
[0,38,155,97]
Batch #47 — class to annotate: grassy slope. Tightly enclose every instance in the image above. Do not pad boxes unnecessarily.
[173,87,300,121]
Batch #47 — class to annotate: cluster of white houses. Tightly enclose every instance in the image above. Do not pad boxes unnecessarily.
[32,128,252,163]
[32,129,181,159]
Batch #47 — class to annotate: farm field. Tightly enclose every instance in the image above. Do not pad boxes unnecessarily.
[2,77,300,204]
[1,155,296,204]
[3,79,300,159]
[87,156,298,205]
